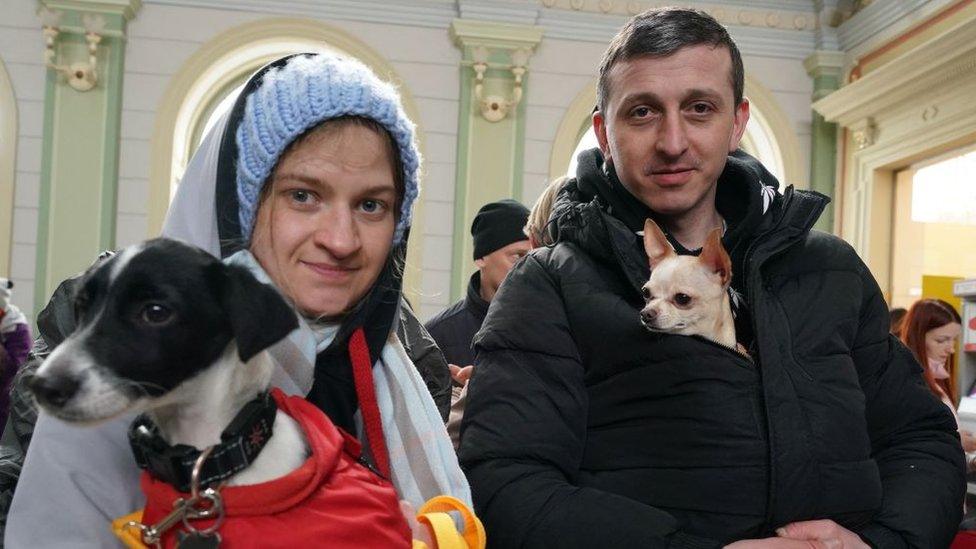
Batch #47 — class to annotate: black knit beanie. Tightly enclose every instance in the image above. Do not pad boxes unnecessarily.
[471,199,530,260]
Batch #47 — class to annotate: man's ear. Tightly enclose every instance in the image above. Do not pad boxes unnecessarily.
[728,97,751,153]
[219,264,299,363]
[474,258,486,269]
[699,228,732,287]
[643,219,675,269]
[593,109,612,164]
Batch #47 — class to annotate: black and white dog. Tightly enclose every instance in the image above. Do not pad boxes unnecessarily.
[28,238,306,486]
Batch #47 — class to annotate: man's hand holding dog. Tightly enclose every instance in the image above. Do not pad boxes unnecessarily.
[725,519,869,549]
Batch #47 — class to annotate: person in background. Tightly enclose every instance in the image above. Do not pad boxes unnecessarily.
[0,279,30,434]
[426,199,531,448]
[445,182,572,450]
[889,306,907,335]
[523,176,569,248]
[425,199,530,384]
[899,299,975,454]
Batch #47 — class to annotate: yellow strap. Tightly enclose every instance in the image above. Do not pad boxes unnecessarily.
[416,495,486,549]
[112,499,486,549]
[111,510,149,549]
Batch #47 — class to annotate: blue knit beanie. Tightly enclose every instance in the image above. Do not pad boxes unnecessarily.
[236,54,421,245]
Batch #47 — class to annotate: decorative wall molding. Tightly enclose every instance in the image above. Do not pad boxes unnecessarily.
[813,14,976,292]
[448,18,543,299]
[0,59,16,276]
[144,0,817,59]
[849,117,876,150]
[814,16,976,127]
[837,0,955,57]
[535,0,815,32]
[144,0,458,29]
[45,0,143,21]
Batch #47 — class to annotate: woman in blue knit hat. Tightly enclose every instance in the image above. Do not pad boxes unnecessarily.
[7,53,480,547]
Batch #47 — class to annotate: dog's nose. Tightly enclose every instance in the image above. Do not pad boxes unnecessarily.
[28,374,80,408]
[641,309,658,324]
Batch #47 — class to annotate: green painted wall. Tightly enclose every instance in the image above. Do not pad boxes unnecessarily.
[449,20,543,300]
[805,52,843,233]
[35,1,139,313]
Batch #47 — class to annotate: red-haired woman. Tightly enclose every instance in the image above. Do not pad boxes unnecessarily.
[899,299,973,455]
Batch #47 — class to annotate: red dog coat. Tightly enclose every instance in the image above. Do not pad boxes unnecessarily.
[138,389,412,548]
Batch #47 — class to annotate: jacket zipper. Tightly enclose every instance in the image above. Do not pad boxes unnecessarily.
[687,334,755,368]
[740,188,828,532]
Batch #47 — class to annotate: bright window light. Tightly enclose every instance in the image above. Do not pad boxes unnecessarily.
[199,84,244,142]
[566,128,600,177]
[912,149,976,225]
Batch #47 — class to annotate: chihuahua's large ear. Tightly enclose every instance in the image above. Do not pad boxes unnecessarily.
[219,264,299,363]
[699,228,732,287]
[643,219,675,269]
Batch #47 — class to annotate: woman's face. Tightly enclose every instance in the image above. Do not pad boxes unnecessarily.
[925,322,962,367]
[250,123,397,318]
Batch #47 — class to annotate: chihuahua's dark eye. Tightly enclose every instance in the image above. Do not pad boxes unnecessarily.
[641,287,652,301]
[140,303,173,326]
[674,293,692,306]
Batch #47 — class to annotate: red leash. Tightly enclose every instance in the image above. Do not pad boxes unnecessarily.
[348,328,391,479]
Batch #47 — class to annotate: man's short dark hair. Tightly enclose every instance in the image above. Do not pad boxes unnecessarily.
[597,7,744,112]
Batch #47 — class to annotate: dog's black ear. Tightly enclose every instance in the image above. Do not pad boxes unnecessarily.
[219,265,299,363]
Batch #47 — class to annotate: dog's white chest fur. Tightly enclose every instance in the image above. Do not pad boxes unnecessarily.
[150,346,309,486]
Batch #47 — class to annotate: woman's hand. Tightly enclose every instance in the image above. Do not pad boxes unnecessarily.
[400,500,437,548]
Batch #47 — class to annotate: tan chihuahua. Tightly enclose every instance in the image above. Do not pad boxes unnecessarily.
[639,219,746,355]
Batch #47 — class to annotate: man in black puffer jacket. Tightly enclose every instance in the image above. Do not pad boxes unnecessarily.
[458,7,964,549]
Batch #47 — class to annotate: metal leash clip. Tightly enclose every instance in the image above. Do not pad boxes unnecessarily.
[178,446,225,548]
[122,446,225,548]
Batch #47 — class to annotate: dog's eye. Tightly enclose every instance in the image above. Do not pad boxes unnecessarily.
[674,293,692,306]
[641,287,652,301]
[140,304,173,325]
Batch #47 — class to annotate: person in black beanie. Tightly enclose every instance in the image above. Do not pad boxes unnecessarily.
[426,199,531,369]
[425,199,530,447]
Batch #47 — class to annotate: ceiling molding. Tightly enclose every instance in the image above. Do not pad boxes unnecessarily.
[814,15,976,127]
[836,0,955,56]
[143,0,458,28]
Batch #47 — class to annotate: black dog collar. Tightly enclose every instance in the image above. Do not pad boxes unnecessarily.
[128,392,278,493]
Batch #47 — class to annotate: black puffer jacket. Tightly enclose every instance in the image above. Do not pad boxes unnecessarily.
[458,150,964,548]
[425,272,491,367]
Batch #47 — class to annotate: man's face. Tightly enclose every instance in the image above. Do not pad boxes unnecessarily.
[593,44,749,218]
[476,240,532,300]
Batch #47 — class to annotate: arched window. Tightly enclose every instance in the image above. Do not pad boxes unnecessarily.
[163,40,342,208]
